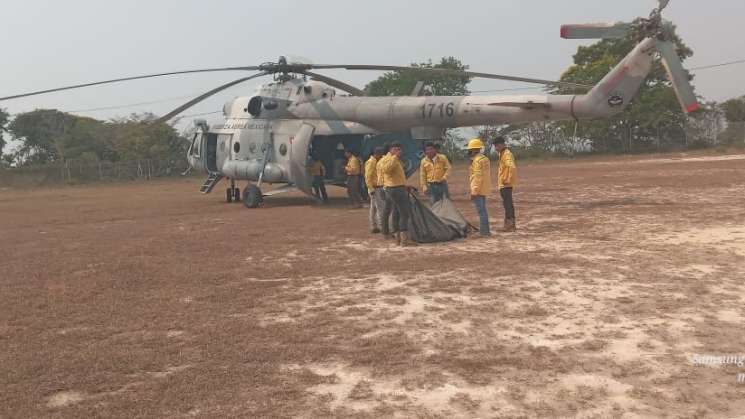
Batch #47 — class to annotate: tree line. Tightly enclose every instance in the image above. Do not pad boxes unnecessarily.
[0,110,187,168]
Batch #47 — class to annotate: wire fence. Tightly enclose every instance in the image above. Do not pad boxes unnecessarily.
[0,159,190,188]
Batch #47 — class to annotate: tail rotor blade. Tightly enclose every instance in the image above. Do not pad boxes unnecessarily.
[657,40,699,113]
[156,72,268,123]
[560,22,630,39]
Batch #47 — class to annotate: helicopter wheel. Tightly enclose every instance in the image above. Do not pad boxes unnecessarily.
[243,185,262,208]
[233,188,241,203]
[226,188,234,203]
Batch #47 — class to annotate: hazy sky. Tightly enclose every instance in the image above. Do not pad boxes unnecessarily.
[1,0,744,129]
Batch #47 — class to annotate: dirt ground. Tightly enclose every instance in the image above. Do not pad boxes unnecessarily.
[2,152,745,419]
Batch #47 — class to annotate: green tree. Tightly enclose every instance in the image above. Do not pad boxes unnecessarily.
[109,113,187,161]
[8,110,187,166]
[8,109,110,165]
[0,108,9,154]
[365,56,471,96]
[554,21,695,152]
[719,96,745,145]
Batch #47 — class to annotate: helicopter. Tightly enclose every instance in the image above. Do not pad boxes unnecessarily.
[1,0,697,209]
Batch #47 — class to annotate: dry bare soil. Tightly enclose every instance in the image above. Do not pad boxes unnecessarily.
[2,152,745,418]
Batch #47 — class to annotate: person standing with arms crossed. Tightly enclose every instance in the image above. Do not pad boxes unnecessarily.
[493,137,518,231]
[344,149,363,209]
[467,138,491,237]
[365,147,385,233]
[419,142,452,205]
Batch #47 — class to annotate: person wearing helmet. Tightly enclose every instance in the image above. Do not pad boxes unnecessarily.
[494,137,517,231]
[467,138,491,237]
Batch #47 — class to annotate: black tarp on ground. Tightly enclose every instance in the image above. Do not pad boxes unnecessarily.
[407,193,469,243]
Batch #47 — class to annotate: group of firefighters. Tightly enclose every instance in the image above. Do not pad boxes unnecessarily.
[310,137,517,246]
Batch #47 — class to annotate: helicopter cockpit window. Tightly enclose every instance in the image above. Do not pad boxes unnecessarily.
[247,96,263,117]
[303,86,312,95]
[263,100,279,111]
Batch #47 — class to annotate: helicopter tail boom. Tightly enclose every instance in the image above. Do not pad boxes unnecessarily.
[571,37,656,119]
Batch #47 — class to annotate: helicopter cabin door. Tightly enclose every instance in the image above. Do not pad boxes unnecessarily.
[289,123,316,195]
[205,133,219,172]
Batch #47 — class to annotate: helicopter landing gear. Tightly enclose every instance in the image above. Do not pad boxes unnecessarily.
[226,179,241,203]
[226,187,242,203]
[243,185,263,208]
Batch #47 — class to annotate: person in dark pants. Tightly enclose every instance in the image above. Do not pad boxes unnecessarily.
[494,137,518,231]
[308,154,328,203]
[376,144,398,238]
[344,150,363,209]
[379,142,415,246]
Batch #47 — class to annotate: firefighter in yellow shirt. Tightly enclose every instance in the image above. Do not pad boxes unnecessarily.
[494,137,517,231]
[379,142,415,246]
[467,138,491,237]
[308,153,328,203]
[365,147,385,233]
[344,150,363,208]
[419,142,452,205]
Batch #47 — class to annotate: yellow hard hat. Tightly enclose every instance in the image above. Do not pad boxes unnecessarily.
[466,138,485,150]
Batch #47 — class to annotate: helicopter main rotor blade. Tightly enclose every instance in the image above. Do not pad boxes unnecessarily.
[307,65,592,90]
[301,71,366,96]
[156,72,268,123]
[0,66,260,101]
[560,22,631,39]
[657,40,699,113]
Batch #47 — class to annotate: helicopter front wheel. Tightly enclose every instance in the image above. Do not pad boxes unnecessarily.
[243,185,263,208]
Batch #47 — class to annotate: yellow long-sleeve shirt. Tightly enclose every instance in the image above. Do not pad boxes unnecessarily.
[376,153,391,186]
[364,156,380,190]
[345,155,361,176]
[419,153,451,191]
[379,154,406,187]
[497,149,517,189]
[469,154,492,196]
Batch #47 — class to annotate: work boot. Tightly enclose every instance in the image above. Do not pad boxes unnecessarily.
[370,228,381,234]
[399,231,418,247]
[502,218,517,232]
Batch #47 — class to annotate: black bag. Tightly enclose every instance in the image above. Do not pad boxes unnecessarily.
[407,193,469,243]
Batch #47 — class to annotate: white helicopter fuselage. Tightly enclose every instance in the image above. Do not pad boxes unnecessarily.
[188,38,656,202]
